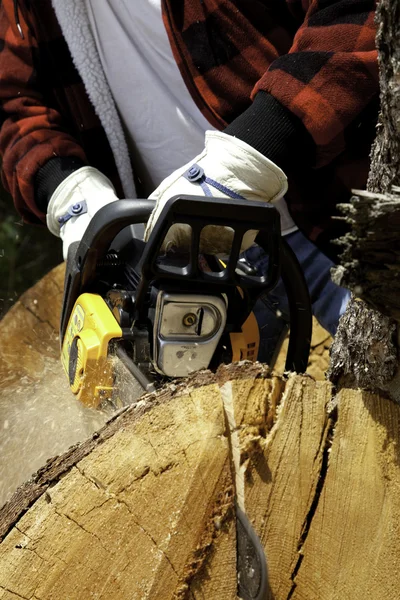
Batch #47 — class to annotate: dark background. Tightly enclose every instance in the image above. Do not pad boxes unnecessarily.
[0,188,62,317]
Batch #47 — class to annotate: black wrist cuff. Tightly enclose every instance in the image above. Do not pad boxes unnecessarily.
[224,92,315,171]
[35,156,87,212]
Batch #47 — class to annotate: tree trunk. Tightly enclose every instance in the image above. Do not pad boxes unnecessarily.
[329,0,400,392]
[367,0,400,196]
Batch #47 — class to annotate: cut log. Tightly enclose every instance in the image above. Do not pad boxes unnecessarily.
[290,387,400,600]
[0,372,238,600]
[2,361,400,599]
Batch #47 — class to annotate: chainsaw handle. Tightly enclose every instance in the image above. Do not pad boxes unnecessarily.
[80,200,155,272]
[133,195,282,323]
[74,199,155,292]
[281,239,312,373]
[60,199,156,343]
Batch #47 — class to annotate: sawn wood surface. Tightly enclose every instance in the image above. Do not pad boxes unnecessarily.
[0,265,400,599]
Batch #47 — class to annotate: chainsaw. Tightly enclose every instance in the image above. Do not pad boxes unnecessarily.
[60,194,312,600]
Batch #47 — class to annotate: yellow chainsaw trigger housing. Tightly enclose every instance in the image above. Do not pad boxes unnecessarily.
[230,310,260,362]
[61,293,123,408]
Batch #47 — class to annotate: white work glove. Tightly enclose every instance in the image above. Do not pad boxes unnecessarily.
[46,166,118,260]
[144,131,289,254]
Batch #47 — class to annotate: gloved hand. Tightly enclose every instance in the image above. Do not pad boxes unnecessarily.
[46,166,118,260]
[144,131,289,254]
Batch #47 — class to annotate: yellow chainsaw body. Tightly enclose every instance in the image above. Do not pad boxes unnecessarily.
[61,293,122,408]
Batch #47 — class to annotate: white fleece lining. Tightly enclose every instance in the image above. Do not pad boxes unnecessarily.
[51,0,136,199]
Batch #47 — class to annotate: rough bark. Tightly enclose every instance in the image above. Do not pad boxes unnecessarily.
[332,189,400,321]
[332,0,400,302]
[329,0,400,389]
[328,295,397,390]
[367,0,400,195]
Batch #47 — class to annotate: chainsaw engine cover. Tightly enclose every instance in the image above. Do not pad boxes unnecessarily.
[153,291,227,377]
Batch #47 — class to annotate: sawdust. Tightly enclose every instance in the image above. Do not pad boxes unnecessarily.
[0,353,151,508]
[0,263,147,509]
[0,357,109,507]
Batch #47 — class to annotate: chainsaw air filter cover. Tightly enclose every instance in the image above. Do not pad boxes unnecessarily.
[61,293,123,407]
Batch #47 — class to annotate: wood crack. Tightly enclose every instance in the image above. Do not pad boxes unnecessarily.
[13,527,49,566]
[0,586,30,600]
[20,302,55,332]
[71,467,179,572]
[111,494,180,578]
[286,408,337,600]
[53,507,110,556]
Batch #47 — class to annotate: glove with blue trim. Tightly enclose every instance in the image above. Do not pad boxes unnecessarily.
[47,132,292,259]
[46,166,118,260]
[145,131,292,253]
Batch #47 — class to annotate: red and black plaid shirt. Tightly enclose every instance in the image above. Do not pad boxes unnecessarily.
[0,0,378,259]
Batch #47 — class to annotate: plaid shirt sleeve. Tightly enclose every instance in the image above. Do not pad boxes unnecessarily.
[0,1,87,223]
[253,0,378,167]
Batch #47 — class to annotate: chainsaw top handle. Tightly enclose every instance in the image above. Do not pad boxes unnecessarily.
[134,195,282,309]
[60,195,312,373]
